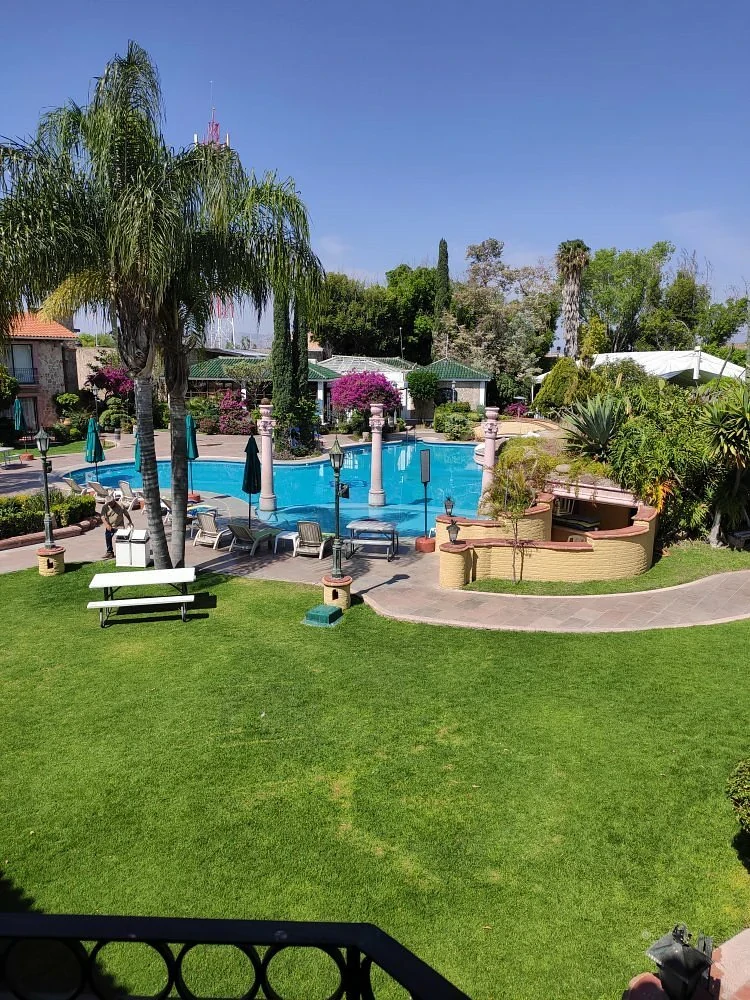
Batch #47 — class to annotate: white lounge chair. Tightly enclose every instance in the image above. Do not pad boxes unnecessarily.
[227,520,276,555]
[295,520,334,559]
[62,476,90,496]
[193,511,232,549]
[88,481,117,503]
[118,480,144,511]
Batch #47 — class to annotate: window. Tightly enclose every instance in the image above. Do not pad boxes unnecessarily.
[2,344,36,383]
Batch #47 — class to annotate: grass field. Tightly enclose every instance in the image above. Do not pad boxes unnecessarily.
[466,540,750,595]
[15,439,117,458]
[1,565,749,999]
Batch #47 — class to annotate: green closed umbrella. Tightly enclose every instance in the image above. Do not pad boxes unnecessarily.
[85,417,105,481]
[186,413,199,493]
[242,436,262,525]
[13,398,27,436]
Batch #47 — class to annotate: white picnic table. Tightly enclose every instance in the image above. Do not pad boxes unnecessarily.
[88,567,197,627]
[0,446,17,467]
[345,518,399,561]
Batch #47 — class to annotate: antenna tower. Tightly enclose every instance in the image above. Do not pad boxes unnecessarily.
[196,92,235,349]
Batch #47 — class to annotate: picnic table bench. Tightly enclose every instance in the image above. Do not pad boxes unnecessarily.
[345,519,399,561]
[88,567,197,627]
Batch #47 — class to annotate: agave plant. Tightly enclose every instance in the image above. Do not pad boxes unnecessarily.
[564,394,624,461]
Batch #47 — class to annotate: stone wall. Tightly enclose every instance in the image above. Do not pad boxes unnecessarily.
[438,505,657,587]
[75,347,102,389]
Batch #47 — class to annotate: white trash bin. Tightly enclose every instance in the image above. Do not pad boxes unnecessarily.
[114,527,132,567]
[130,529,152,568]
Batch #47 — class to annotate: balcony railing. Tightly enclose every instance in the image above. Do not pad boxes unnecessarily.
[8,366,38,384]
[0,913,471,1000]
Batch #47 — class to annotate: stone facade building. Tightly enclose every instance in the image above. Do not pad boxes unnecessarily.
[2,314,79,430]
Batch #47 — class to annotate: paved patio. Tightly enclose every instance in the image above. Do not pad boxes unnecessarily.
[2,431,750,632]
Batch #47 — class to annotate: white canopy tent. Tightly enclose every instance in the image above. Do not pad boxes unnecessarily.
[534,348,746,390]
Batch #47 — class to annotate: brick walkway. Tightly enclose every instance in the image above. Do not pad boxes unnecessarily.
[2,432,750,632]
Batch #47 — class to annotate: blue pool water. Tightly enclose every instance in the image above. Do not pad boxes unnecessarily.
[73,442,482,536]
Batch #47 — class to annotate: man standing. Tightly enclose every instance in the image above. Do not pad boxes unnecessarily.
[101,496,133,559]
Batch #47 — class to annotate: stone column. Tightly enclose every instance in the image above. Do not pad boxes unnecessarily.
[480,406,500,501]
[368,402,386,506]
[258,401,277,512]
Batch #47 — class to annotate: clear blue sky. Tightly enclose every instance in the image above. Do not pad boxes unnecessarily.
[2,0,748,339]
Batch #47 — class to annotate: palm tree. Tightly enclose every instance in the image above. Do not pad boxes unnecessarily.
[156,153,322,565]
[0,42,175,565]
[1,43,322,568]
[700,383,750,545]
[556,239,590,358]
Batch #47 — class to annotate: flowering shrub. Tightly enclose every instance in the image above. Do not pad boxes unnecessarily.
[197,417,220,435]
[87,363,134,396]
[218,390,254,435]
[504,403,529,418]
[330,372,401,413]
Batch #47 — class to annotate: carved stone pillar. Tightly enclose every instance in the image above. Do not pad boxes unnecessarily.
[480,406,500,503]
[258,401,277,512]
[368,402,386,506]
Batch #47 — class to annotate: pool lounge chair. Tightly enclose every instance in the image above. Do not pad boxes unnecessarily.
[88,481,117,503]
[295,520,334,559]
[62,476,89,497]
[118,480,144,511]
[193,511,232,549]
[227,520,276,556]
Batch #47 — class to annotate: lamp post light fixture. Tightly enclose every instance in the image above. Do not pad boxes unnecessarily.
[35,427,55,549]
[446,519,460,545]
[451,379,457,402]
[443,496,455,518]
[329,436,345,580]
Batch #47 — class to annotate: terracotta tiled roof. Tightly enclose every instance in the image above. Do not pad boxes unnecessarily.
[10,314,78,340]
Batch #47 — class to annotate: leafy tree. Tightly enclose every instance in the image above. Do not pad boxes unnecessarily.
[292,297,309,403]
[578,314,608,363]
[0,366,19,410]
[435,238,450,319]
[582,242,674,351]
[406,368,439,419]
[556,239,590,357]
[446,240,557,390]
[534,357,580,415]
[78,333,115,347]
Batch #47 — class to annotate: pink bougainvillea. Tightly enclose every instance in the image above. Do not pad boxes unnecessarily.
[87,363,134,396]
[330,372,402,413]
[504,402,529,418]
[218,390,254,435]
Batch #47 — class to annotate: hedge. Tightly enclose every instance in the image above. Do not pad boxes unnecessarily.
[727,759,750,833]
[0,490,96,540]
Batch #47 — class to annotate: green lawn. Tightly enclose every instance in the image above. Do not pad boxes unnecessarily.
[1,566,749,1000]
[466,540,750,595]
[17,440,116,458]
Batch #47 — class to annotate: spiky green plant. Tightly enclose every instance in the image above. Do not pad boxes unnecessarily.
[564,394,624,461]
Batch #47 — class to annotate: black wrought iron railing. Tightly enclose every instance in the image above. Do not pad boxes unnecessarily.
[9,366,38,384]
[0,913,471,1000]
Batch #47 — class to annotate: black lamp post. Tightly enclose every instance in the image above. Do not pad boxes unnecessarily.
[329,436,345,580]
[35,427,55,549]
[444,495,460,543]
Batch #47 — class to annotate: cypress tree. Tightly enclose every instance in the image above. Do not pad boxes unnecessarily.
[292,297,309,402]
[435,238,450,318]
[271,292,293,420]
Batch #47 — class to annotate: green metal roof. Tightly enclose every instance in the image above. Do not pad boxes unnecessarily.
[376,356,419,371]
[426,358,490,380]
[307,362,338,380]
[189,357,268,380]
[189,355,336,382]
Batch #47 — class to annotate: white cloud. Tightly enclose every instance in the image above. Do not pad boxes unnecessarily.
[317,234,350,265]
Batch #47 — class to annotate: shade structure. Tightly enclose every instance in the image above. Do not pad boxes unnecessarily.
[133,431,142,474]
[85,418,105,480]
[12,398,27,435]
[242,436,262,525]
[186,413,199,493]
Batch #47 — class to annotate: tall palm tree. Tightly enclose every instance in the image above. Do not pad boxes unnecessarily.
[0,42,175,565]
[156,151,322,566]
[556,239,590,358]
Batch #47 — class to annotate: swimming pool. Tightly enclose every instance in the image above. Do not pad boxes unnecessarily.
[73,442,482,536]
